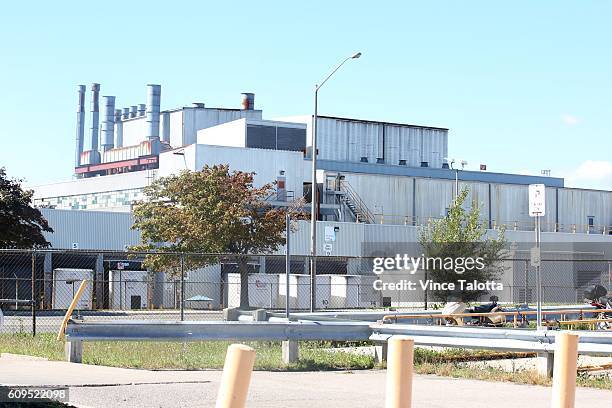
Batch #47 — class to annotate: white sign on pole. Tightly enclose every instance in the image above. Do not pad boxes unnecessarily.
[528,184,546,217]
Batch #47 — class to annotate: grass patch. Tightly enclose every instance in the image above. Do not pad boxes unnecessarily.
[1,334,610,390]
[0,334,372,371]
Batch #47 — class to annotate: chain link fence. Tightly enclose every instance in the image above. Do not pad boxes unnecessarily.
[0,249,610,335]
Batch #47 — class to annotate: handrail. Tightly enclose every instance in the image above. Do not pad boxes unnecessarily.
[370,212,611,234]
[339,180,375,223]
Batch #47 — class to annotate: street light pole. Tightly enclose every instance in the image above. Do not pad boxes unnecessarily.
[310,52,361,312]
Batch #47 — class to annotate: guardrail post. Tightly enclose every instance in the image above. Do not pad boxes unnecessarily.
[374,341,388,364]
[551,332,578,408]
[65,340,83,363]
[215,344,256,408]
[537,352,554,378]
[385,336,413,408]
[282,340,299,364]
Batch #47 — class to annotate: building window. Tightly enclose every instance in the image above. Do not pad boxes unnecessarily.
[587,216,595,233]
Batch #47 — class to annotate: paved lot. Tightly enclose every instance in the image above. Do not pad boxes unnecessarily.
[1,357,610,407]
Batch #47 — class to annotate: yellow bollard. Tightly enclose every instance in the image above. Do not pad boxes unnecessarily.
[551,332,579,408]
[385,336,414,408]
[215,344,256,408]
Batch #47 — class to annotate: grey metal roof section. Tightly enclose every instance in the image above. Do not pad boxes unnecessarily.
[316,159,565,187]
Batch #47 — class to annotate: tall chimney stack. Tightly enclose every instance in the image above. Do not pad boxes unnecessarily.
[89,83,100,151]
[114,109,123,148]
[146,84,161,141]
[241,92,255,110]
[75,85,86,167]
[101,96,116,152]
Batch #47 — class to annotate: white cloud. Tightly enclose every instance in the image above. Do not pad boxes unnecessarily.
[561,114,580,125]
[562,160,612,190]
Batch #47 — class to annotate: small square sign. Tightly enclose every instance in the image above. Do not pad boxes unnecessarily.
[529,184,545,217]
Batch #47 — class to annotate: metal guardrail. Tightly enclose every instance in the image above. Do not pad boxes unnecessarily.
[64,320,372,342]
[369,323,612,356]
[64,319,612,356]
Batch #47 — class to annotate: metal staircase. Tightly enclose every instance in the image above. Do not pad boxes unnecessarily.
[338,180,375,223]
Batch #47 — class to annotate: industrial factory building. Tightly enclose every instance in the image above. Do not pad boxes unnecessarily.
[20,83,612,309]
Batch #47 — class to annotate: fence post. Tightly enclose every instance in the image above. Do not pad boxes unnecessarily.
[31,251,36,337]
[180,253,185,321]
[551,332,578,408]
[385,336,414,408]
[215,344,256,408]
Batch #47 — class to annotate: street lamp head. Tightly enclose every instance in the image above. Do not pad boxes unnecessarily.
[351,52,362,59]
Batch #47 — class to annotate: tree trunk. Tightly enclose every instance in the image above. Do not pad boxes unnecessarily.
[238,257,250,309]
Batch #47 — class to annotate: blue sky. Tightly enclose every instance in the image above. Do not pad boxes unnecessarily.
[1,1,610,189]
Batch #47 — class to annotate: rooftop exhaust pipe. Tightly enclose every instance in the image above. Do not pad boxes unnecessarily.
[101,96,116,151]
[75,85,86,167]
[241,93,254,110]
[130,105,138,118]
[138,104,146,117]
[89,83,100,151]
[146,84,161,141]
[122,107,130,120]
[114,109,123,148]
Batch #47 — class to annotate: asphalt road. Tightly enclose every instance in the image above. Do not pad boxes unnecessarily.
[1,356,610,407]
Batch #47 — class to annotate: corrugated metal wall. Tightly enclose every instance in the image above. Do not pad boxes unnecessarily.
[40,209,140,250]
[315,117,448,167]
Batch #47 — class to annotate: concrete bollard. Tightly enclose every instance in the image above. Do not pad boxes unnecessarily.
[551,332,579,408]
[215,344,256,408]
[282,340,299,364]
[385,336,414,408]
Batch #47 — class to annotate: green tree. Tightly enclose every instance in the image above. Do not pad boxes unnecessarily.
[0,167,53,248]
[418,188,507,303]
[131,164,299,308]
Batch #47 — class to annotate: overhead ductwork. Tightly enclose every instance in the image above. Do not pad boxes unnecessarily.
[114,109,123,148]
[75,85,86,167]
[89,83,100,151]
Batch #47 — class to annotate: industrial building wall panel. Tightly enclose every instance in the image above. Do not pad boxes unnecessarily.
[120,117,148,148]
[168,110,184,148]
[40,208,140,250]
[558,189,612,232]
[193,145,305,200]
[341,173,414,223]
[384,126,401,165]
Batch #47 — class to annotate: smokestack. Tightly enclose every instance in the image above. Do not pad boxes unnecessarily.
[241,93,255,110]
[122,107,130,120]
[138,104,146,117]
[114,109,123,148]
[89,83,100,151]
[75,85,86,167]
[146,84,161,140]
[101,96,116,152]
[130,105,138,118]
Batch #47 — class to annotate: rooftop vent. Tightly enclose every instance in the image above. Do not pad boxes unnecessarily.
[241,93,255,110]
